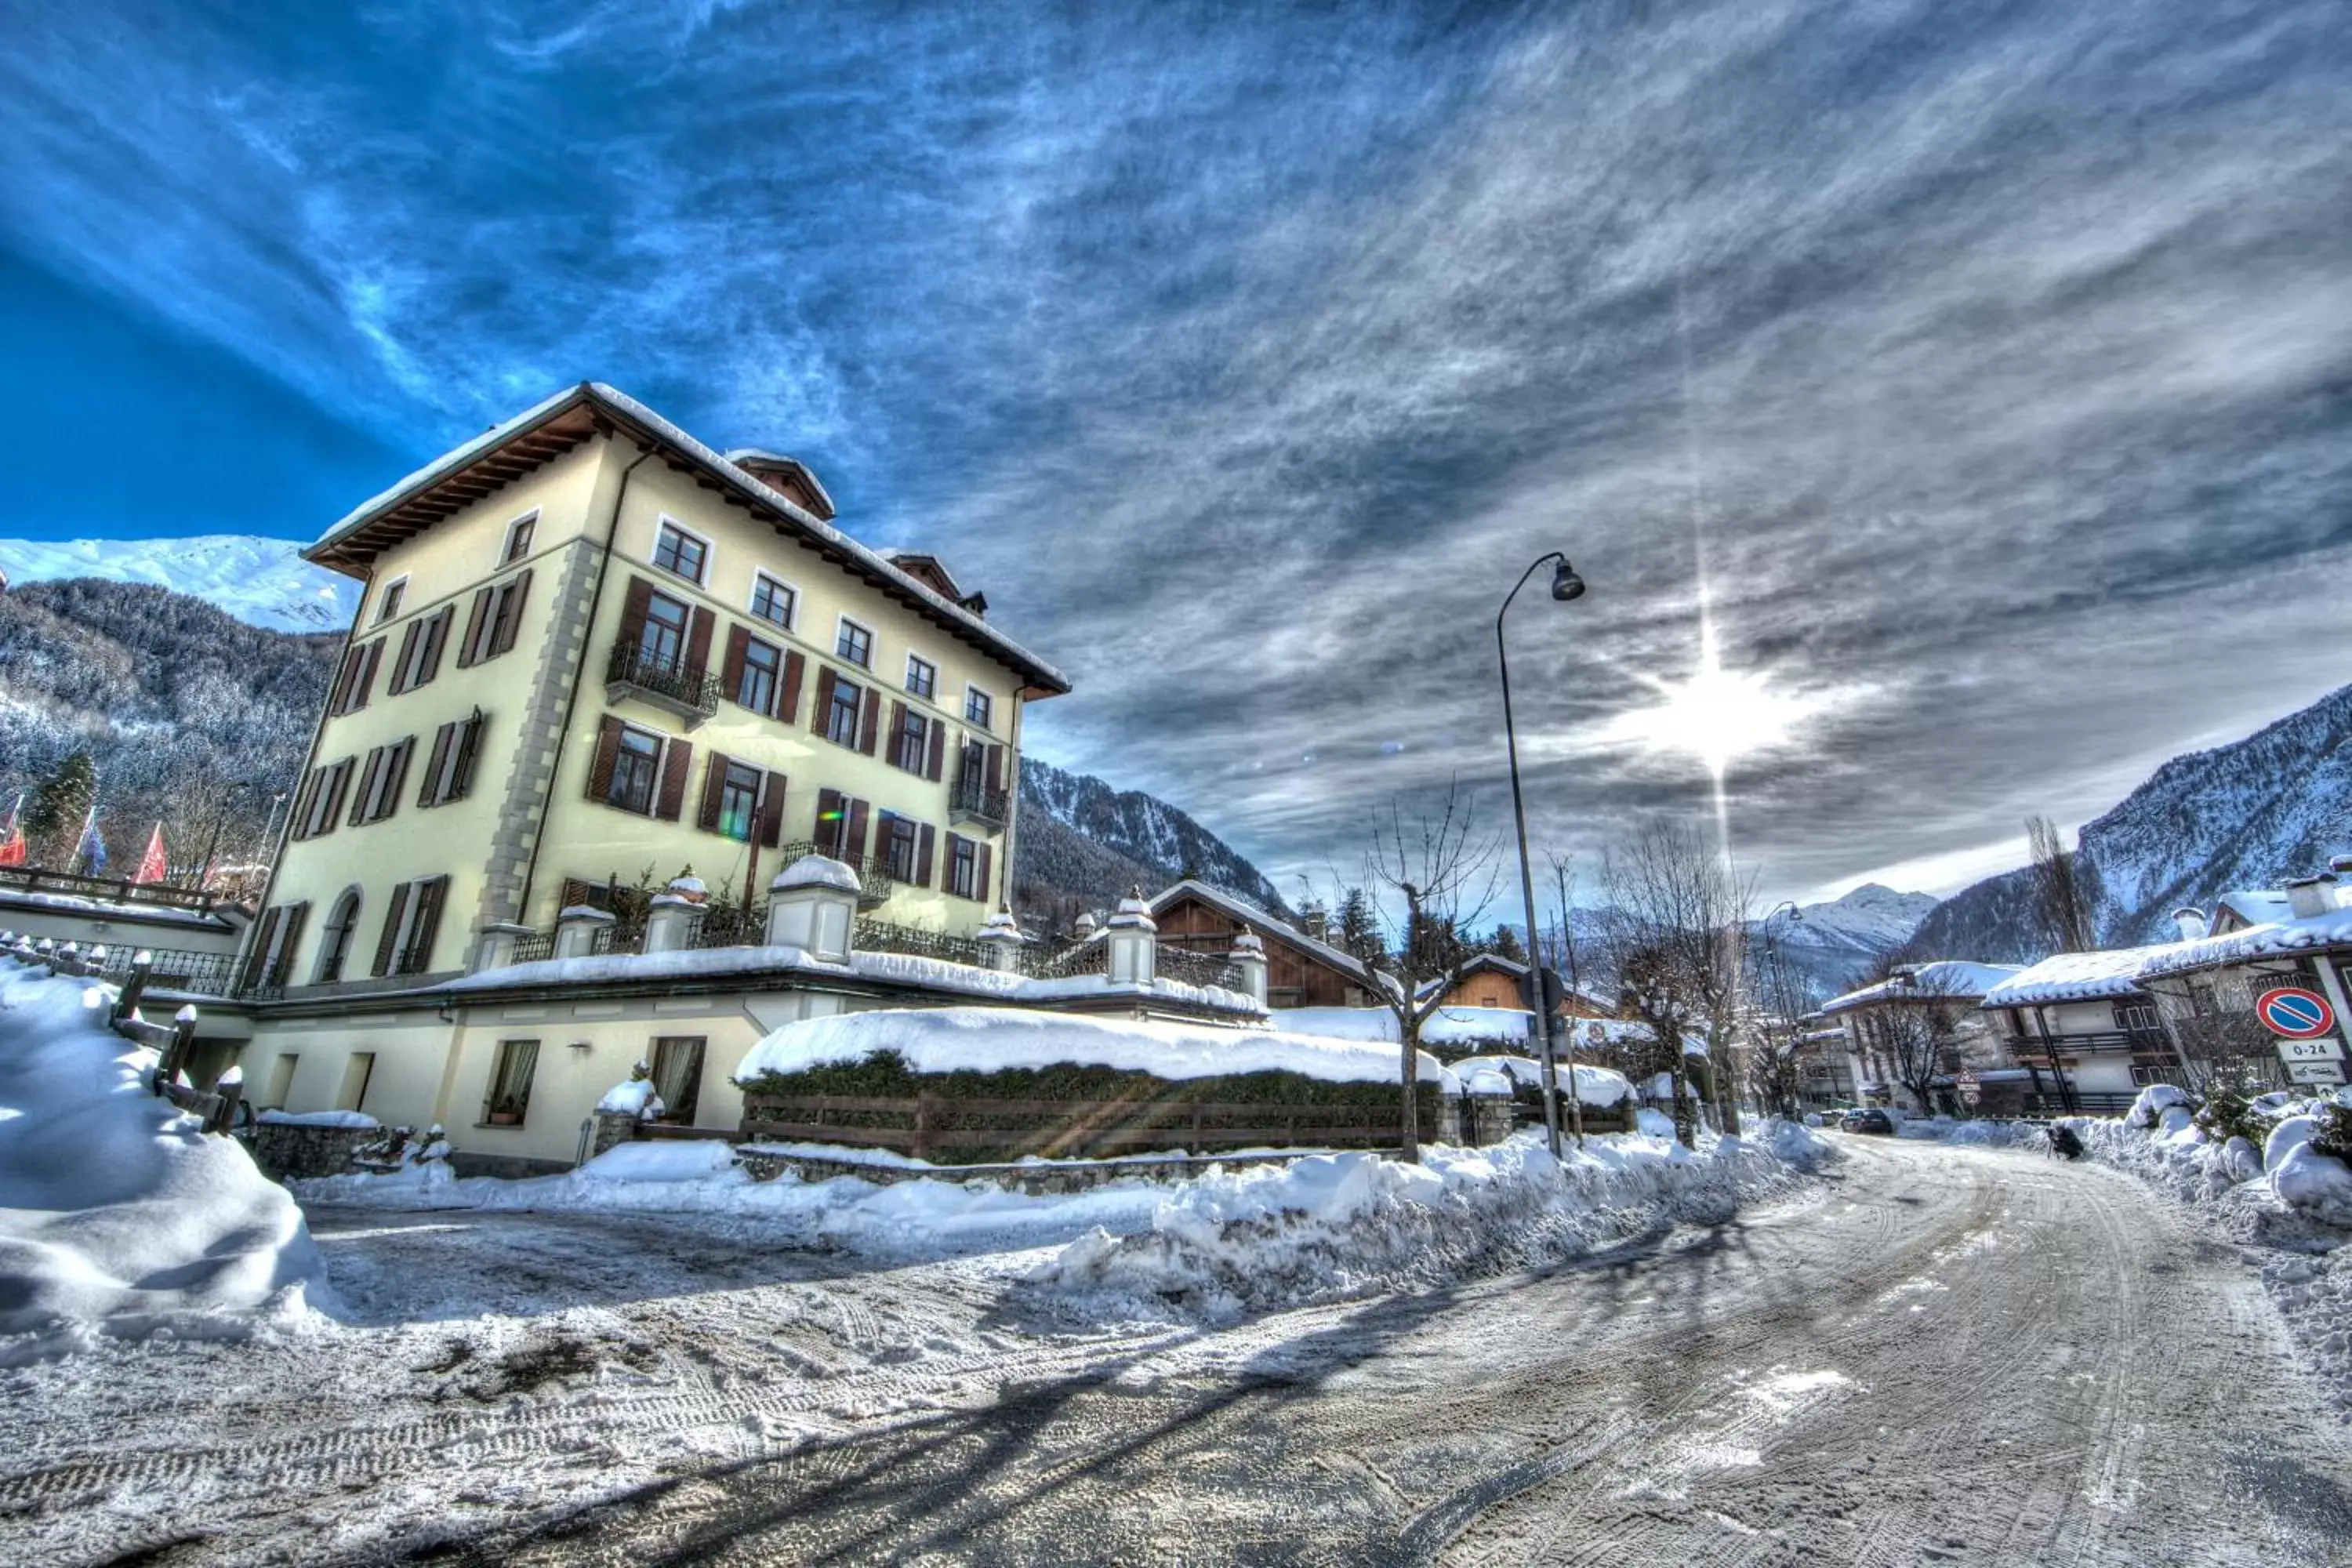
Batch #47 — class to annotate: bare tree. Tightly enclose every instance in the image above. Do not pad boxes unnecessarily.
[1333,781,1502,1161]
[2026,814,2098,954]
[1849,953,1977,1115]
[1601,819,1751,1145]
[1744,919,1813,1116]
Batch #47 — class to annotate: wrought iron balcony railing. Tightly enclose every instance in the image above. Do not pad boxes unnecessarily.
[949,769,1009,832]
[604,641,720,725]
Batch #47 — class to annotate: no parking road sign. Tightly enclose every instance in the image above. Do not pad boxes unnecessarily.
[2256,987,2337,1040]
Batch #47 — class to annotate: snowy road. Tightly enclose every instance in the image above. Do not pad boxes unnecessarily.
[9,1138,2350,1565]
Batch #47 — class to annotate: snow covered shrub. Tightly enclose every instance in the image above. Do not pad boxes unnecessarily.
[2309,1104,2352,1163]
[2194,1090,2267,1150]
[2125,1083,2192,1131]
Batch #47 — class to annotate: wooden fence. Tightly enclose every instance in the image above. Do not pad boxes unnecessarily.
[743,1091,1424,1162]
[3,938,242,1134]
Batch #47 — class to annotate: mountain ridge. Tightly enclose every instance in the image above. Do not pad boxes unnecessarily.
[0,535,358,636]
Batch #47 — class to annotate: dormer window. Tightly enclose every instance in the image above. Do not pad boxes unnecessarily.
[654,520,709,585]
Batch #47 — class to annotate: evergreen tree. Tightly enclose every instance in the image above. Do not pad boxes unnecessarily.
[25,750,96,869]
[1490,923,1526,963]
[1337,887,1377,953]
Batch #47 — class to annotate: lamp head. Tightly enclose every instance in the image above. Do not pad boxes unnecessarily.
[1549,559,1586,602]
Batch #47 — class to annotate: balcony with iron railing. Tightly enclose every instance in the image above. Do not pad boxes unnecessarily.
[604,640,720,726]
[949,767,1009,833]
[2011,1028,2172,1058]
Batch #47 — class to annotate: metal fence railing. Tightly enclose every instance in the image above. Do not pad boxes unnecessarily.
[1153,946,1245,993]
[854,917,993,969]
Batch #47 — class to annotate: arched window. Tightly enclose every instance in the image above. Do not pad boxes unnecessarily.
[316,888,363,983]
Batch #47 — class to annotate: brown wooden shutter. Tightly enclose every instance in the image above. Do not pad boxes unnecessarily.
[348,748,385,826]
[390,621,422,695]
[815,788,843,855]
[698,750,729,833]
[452,711,485,798]
[617,576,653,654]
[326,652,355,716]
[382,736,415,815]
[240,906,284,991]
[402,877,448,974]
[721,626,750,706]
[456,587,492,667]
[987,744,1006,793]
[926,721,946,782]
[655,738,692,821]
[811,668,837,736]
[354,640,383,709]
[372,882,413,977]
[419,724,455,807]
[779,650,805,723]
[977,841,993,906]
[290,769,321,842]
[887,700,908,770]
[684,604,713,676]
[269,902,310,987]
[416,605,451,686]
[586,715,624,802]
[845,797,871,859]
[759,771,786,848]
[321,757,355,831]
[857,690,879,756]
[488,568,532,656]
[915,823,935,889]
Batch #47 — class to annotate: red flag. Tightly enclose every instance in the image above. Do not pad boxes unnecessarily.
[0,828,22,868]
[133,822,167,885]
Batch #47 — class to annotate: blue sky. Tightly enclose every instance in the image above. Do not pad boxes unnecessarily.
[3,1,2350,906]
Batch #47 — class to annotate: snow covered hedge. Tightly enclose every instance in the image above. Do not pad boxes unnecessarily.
[734,1008,1461,1163]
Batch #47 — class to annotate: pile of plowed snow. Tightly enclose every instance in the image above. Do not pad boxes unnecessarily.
[0,966,324,1357]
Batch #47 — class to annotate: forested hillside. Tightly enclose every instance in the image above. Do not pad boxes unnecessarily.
[1012,759,1289,920]
[0,579,339,873]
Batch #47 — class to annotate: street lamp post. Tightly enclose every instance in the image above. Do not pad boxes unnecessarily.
[1498,551,1586,1162]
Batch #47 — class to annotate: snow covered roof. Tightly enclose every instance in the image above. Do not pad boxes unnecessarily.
[2209,889,2293,933]
[1148,880,1374,985]
[720,448,836,517]
[734,1006,1446,1088]
[1980,948,2158,1007]
[308,383,1068,695]
[1820,960,2025,1013]
[2135,906,2352,981]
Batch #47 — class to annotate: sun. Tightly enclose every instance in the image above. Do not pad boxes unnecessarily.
[1605,626,1817,776]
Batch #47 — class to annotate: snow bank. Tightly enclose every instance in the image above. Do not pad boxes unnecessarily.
[0,967,324,1354]
[1446,1054,1634,1107]
[1040,1122,1835,1319]
[1893,1116,2047,1149]
[735,1006,1449,1087]
[256,1109,379,1129]
[594,1076,664,1119]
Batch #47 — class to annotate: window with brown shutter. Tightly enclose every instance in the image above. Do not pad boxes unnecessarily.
[887,700,913,771]
[321,757,355,831]
[758,771,786,848]
[448,710,484,800]
[654,738,692,821]
[812,667,838,738]
[333,640,383,715]
[845,797,871,859]
[372,882,414,976]
[419,724,453,807]
[915,822,935,888]
[925,721,946,782]
[240,906,285,992]
[977,840,993,906]
[372,737,414,822]
[946,833,980,900]
[987,743,1007,792]
[412,604,451,688]
[486,568,532,657]
[289,771,322,842]
[616,575,654,654]
[683,603,713,677]
[389,621,422,696]
[265,902,310,989]
[815,788,845,857]
[347,748,386,827]
[398,876,448,974]
[721,626,749,702]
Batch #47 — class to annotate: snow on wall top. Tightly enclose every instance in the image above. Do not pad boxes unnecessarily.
[1821,960,2025,1012]
[1446,1054,1635,1106]
[1274,1004,1532,1046]
[771,854,862,894]
[735,1006,1447,1088]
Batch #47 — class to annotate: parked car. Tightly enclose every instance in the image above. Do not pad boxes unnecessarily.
[1843,1108,1896,1135]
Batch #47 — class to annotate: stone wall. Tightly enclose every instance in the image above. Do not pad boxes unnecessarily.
[251,1122,380,1181]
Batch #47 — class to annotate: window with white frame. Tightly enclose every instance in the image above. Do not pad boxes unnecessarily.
[373,577,407,625]
[608,728,662,815]
[964,684,993,731]
[750,572,796,630]
[905,654,937,700]
[654,520,710,584]
[826,675,864,747]
[836,616,873,669]
[502,513,537,565]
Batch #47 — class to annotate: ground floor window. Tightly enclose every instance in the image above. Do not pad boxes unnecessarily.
[486,1040,540,1125]
[651,1036,706,1124]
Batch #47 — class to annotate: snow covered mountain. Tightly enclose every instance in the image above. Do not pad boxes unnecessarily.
[1759,883,1940,1003]
[1911,682,2352,961]
[0,535,358,635]
[1014,759,1290,917]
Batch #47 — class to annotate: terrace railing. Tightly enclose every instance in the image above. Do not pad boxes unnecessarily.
[604,641,720,725]
[1154,945,1245,992]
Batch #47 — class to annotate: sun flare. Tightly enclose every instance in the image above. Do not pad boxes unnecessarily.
[1606,627,1817,776]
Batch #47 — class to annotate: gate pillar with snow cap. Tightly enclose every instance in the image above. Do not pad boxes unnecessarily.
[976,907,1024,973]
[554,905,615,960]
[1228,928,1269,1006]
[472,921,536,974]
[1105,891,1157,986]
[769,855,860,964]
[644,875,708,954]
